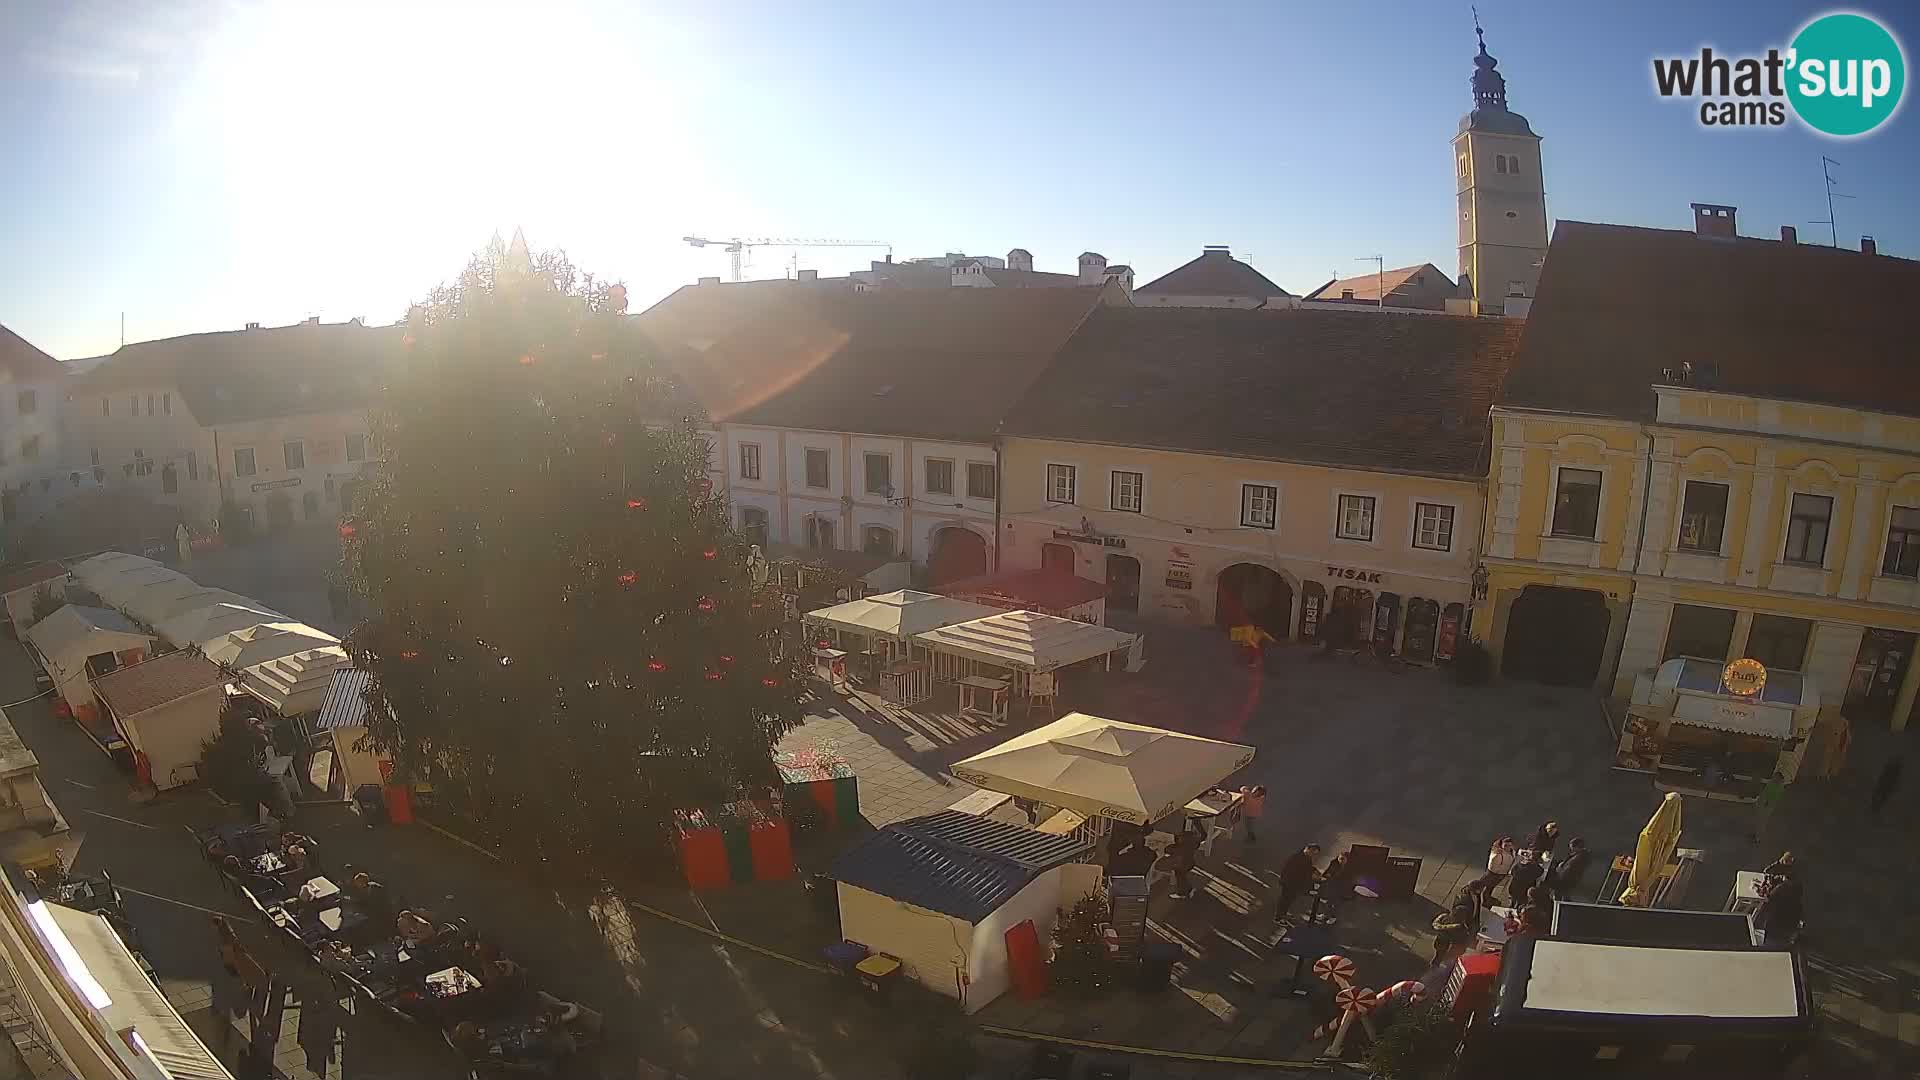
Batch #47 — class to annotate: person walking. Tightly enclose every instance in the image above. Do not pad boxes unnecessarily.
[1468,837,1516,907]
[1274,843,1323,923]
[1165,830,1200,900]
[1239,785,1267,844]
[1504,850,1544,909]
[1524,822,1560,860]
[1548,837,1591,898]
[1755,866,1805,947]
[1430,899,1477,966]
[1751,772,1787,842]
[1869,757,1904,817]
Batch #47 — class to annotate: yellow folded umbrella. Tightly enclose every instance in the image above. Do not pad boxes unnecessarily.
[1619,792,1684,907]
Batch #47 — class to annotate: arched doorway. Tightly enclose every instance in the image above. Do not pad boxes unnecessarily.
[1501,585,1611,686]
[1403,598,1440,663]
[1215,563,1292,638]
[1105,554,1140,614]
[265,491,295,532]
[927,526,988,586]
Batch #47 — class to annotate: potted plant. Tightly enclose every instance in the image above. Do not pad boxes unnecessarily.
[1362,1000,1462,1079]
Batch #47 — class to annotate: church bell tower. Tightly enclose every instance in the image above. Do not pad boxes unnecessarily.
[1453,22,1548,315]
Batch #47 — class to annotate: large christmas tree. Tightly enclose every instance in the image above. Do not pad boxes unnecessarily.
[342,245,805,872]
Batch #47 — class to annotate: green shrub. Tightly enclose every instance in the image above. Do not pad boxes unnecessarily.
[1363,999,1462,1079]
[1047,893,1113,993]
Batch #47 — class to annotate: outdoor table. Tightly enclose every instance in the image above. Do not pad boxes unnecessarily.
[1475,906,1517,953]
[425,966,483,1000]
[957,675,1011,725]
[251,850,288,874]
[300,876,340,903]
[1726,870,1767,916]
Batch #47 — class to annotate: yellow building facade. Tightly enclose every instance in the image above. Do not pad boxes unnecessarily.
[1476,387,1920,732]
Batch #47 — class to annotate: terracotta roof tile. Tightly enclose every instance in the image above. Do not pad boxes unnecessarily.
[1304,264,1455,308]
[0,562,68,597]
[1136,250,1290,299]
[92,649,226,719]
[1001,306,1523,477]
[1503,222,1920,420]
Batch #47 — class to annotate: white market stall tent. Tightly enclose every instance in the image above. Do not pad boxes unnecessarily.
[23,606,154,727]
[161,601,287,651]
[125,585,253,633]
[203,622,340,670]
[805,590,1000,651]
[912,609,1136,696]
[83,562,195,615]
[951,713,1255,826]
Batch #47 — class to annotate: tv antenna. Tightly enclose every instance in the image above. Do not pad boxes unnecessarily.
[1808,156,1855,248]
[1357,255,1385,307]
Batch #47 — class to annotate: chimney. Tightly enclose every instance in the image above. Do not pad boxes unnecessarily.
[1691,202,1738,239]
[796,269,818,282]
[245,322,261,330]
[1077,251,1107,285]
[304,316,320,325]
[1202,245,1231,256]
[1007,248,1034,273]
[1862,235,1877,256]
[1341,289,1355,301]
[697,276,721,286]
[1780,225,1797,245]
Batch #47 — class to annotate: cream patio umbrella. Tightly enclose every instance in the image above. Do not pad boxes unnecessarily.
[1619,791,1685,908]
[950,713,1255,826]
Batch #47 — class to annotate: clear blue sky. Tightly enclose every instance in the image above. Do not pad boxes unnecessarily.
[3,0,1916,359]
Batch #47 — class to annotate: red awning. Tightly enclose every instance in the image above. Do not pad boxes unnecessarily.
[939,568,1107,612]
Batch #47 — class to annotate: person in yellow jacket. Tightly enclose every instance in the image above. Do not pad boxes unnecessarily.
[1230,623,1277,666]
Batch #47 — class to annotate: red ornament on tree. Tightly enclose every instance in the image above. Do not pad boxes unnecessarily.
[519,354,537,366]
[646,659,668,672]
[692,477,713,497]
[761,676,782,688]
[626,497,649,511]
[338,523,357,539]
[705,670,724,682]
[617,571,638,587]
[718,654,735,665]
[697,596,716,613]
[400,650,420,661]
[702,549,717,560]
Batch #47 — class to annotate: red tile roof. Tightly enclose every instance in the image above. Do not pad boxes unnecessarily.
[1000,306,1524,477]
[1503,221,1920,421]
[1136,250,1290,299]
[92,649,226,719]
[669,286,1112,443]
[0,562,67,597]
[1304,264,1456,309]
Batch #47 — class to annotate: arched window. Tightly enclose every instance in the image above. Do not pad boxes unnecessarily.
[740,506,770,548]
[863,525,896,557]
[1495,155,1507,174]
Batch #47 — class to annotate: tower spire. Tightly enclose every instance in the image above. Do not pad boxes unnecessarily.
[1470,12,1509,112]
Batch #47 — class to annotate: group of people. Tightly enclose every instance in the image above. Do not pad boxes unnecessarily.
[1427,822,1592,966]
[1753,851,1805,947]
[200,822,602,1076]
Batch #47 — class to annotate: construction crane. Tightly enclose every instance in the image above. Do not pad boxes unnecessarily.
[682,236,893,282]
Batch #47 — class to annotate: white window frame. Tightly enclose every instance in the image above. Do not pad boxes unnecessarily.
[1548,466,1604,540]
[803,447,832,490]
[863,452,893,497]
[738,442,762,481]
[1046,463,1078,506]
[283,439,306,471]
[1240,483,1278,530]
[924,457,955,497]
[740,505,771,547]
[1411,501,1456,552]
[1672,479,1731,555]
[1109,469,1144,513]
[966,460,997,501]
[233,447,257,477]
[1334,492,1378,543]
[1781,490,1835,568]
[345,433,368,462]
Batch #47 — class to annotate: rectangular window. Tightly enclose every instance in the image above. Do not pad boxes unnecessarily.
[967,462,997,500]
[345,433,367,462]
[1663,604,1736,662]
[1413,502,1455,551]
[162,465,178,494]
[187,451,198,481]
[925,458,954,496]
[145,394,154,416]
[864,452,892,496]
[804,448,830,489]
[1883,506,1920,579]
[234,447,257,477]
[807,516,835,549]
[284,440,306,470]
[15,390,35,415]
[136,457,154,477]
[1241,484,1278,530]
[1783,493,1833,565]
[1551,468,1603,538]
[101,397,110,417]
[162,392,171,415]
[863,526,895,556]
[129,394,137,415]
[90,447,101,467]
[738,442,762,481]
[20,436,40,463]
[1109,470,1143,513]
[1676,481,1729,553]
[1747,615,1813,671]
[1047,464,1077,505]
[1336,494,1376,541]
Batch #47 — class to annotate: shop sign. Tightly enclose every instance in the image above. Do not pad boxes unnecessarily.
[1165,560,1194,591]
[251,478,301,492]
[1054,528,1125,549]
[1712,699,1757,729]
[1722,657,1767,697]
[1325,565,1384,584]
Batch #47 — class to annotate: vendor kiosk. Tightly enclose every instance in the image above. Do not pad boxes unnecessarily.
[1614,657,1819,801]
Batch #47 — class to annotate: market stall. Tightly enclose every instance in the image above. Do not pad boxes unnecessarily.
[1616,657,1820,801]
[939,568,1109,625]
[89,650,227,789]
[122,584,252,633]
[802,590,999,691]
[306,668,394,801]
[950,713,1255,828]
[203,621,340,670]
[23,605,153,727]
[912,609,1136,703]
[159,600,286,651]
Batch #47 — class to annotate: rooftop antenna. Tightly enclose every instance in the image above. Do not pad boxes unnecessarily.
[1809,155,1855,247]
[1358,255,1385,307]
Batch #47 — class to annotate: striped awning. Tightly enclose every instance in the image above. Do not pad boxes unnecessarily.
[314,668,374,731]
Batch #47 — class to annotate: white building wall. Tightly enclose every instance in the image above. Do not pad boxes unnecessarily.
[964,862,1100,1013]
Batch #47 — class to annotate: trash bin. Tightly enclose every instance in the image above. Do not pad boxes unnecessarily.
[822,940,868,976]
[854,954,901,1001]
[1138,941,1180,991]
[351,784,387,825]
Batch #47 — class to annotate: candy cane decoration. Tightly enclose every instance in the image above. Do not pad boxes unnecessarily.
[1336,985,1380,1015]
[1373,979,1428,1007]
[1315,985,1381,1054]
[1312,953,1356,988]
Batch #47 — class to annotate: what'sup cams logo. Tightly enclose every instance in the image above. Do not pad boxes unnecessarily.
[1653,12,1906,136]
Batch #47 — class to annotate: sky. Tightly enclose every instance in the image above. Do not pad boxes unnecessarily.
[3,0,1917,360]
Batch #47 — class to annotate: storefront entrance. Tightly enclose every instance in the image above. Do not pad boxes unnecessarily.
[1104,554,1140,614]
[1215,563,1292,638]
[927,527,989,586]
[1501,585,1610,687]
[1846,628,1915,724]
[1403,598,1439,663]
